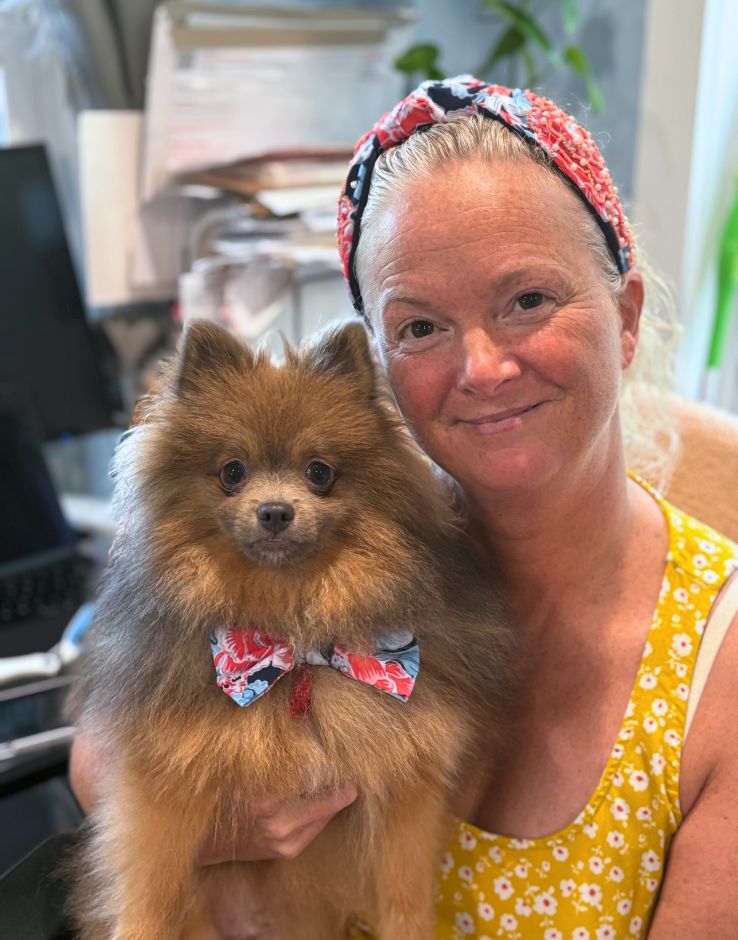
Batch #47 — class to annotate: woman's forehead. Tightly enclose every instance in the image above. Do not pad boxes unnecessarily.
[365,161,589,290]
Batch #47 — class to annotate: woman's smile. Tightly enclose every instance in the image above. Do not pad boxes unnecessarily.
[453,400,548,435]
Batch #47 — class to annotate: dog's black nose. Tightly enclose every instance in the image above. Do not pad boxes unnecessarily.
[256,502,295,534]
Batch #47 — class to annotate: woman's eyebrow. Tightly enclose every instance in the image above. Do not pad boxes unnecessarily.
[380,292,442,314]
[486,265,565,291]
[382,266,564,311]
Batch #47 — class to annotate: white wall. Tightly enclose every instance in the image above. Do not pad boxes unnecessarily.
[633,0,738,408]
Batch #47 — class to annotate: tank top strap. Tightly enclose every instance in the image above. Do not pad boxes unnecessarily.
[625,475,738,817]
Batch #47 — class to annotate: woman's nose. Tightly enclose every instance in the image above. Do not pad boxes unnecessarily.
[457,328,522,395]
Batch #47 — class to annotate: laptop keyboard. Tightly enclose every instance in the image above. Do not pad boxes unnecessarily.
[0,553,90,624]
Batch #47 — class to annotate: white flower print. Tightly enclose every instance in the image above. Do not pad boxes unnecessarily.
[672,633,693,657]
[651,698,668,717]
[533,892,558,915]
[698,538,716,554]
[477,901,494,921]
[513,862,529,878]
[630,916,644,934]
[459,829,477,851]
[509,838,531,849]
[612,771,624,787]
[610,797,630,820]
[596,927,615,940]
[646,877,659,892]
[544,930,563,940]
[578,883,603,907]
[458,865,474,884]
[607,831,625,849]
[617,897,632,915]
[488,845,503,863]
[639,672,657,690]
[583,822,598,838]
[573,929,590,940]
[454,911,475,934]
[553,845,569,861]
[588,856,604,874]
[500,913,518,931]
[672,587,689,604]
[560,879,576,897]
[493,876,514,900]
[629,769,649,791]
[702,569,719,584]
[440,851,454,874]
[640,849,661,872]
[675,682,689,700]
[514,897,532,917]
[609,865,625,882]
[636,806,652,821]
[665,729,681,748]
[612,743,624,760]
[643,715,658,733]
[692,553,708,569]
[675,661,688,678]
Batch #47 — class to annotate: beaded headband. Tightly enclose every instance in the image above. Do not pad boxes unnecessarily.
[337,75,634,316]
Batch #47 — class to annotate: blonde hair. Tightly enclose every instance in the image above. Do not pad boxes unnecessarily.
[354,114,681,492]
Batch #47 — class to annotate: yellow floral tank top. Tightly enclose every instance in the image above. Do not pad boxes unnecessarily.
[349,483,738,940]
[434,489,737,939]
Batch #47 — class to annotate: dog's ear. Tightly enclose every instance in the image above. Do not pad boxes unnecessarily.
[174,320,253,397]
[303,322,377,399]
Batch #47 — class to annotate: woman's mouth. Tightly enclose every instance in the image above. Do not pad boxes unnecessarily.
[456,401,545,434]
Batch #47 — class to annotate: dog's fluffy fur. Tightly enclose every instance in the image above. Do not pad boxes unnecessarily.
[69,320,515,939]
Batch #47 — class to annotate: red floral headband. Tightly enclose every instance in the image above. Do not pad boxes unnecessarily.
[337,75,634,316]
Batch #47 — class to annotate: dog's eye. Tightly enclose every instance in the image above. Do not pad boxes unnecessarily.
[220,459,247,492]
[305,460,336,493]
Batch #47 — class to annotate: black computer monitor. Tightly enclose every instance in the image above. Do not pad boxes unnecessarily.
[0,144,120,441]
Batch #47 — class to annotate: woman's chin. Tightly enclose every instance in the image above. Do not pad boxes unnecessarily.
[450,450,560,497]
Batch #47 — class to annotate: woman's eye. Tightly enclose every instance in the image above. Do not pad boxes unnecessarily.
[305,460,336,493]
[515,292,545,310]
[219,459,247,492]
[405,320,435,339]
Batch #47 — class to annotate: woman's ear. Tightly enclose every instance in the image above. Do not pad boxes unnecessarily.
[617,269,644,369]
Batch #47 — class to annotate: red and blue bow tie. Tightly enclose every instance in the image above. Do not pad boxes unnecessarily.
[210,627,420,709]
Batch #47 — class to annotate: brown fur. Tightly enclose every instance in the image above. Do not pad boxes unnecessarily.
[68,320,516,939]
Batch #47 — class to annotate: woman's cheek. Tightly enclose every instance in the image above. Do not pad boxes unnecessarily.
[386,349,453,431]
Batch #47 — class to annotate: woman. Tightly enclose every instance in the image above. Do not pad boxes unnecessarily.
[72,78,738,938]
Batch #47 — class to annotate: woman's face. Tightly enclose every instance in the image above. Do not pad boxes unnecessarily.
[362,158,642,498]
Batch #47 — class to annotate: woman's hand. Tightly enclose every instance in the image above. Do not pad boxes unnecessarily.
[69,731,357,864]
[197,785,359,864]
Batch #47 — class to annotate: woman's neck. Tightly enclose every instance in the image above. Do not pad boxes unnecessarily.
[465,449,634,628]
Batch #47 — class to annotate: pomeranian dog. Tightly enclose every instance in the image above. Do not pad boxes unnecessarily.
[69,319,515,940]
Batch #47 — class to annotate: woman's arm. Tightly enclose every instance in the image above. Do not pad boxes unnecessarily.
[646,609,738,938]
[68,732,358,864]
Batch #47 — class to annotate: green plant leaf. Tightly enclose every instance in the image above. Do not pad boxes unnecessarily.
[479,24,527,74]
[480,0,557,63]
[394,43,441,78]
[561,0,580,34]
[522,46,539,87]
[563,44,605,112]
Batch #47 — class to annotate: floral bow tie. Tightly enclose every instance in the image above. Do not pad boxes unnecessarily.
[210,627,420,708]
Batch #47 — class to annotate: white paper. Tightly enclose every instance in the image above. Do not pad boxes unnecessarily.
[141,4,411,199]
